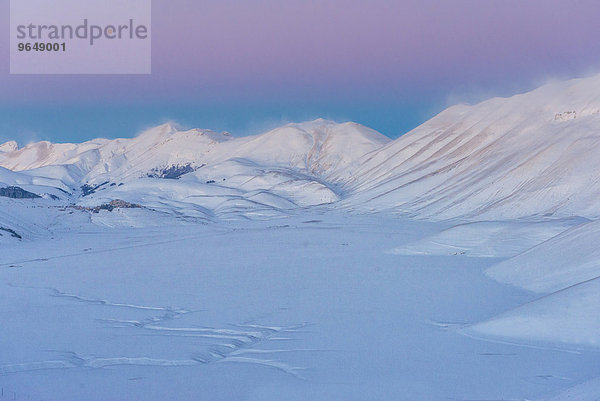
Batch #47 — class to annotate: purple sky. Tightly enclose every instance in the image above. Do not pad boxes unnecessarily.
[2,0,600,141]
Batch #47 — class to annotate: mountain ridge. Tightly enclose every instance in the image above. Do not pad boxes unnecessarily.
[3,74,600,220]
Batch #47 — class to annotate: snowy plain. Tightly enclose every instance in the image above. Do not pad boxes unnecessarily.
[1,208,598,401]
[2,75,600,400]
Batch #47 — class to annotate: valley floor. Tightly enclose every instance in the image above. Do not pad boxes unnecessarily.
[0,213,598,400]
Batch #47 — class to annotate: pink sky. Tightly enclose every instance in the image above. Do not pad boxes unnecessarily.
[1,0,600,141]
[2,0,600,102]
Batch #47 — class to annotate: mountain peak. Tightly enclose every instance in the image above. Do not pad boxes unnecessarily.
[178,128,233,143]
[286,118,338,131]
[0,141,18,152]
[136,123,178,140]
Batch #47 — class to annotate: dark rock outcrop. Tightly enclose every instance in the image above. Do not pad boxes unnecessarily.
[0,227,22,239]
[81,181,109,196]
[147,163,202,179]
[0,186,41,199]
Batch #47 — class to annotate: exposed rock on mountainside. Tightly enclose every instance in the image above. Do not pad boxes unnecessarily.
[81,182,109,196]
[0,186,41,199]
[0,226,21,238]
[147,163,202,179]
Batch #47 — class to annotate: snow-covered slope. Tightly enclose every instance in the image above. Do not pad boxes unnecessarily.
[464,276,600,349]
[0,166,70,199]
[388,218,584,258]
[211,119,390,182]
[486,219,600,293]
[347,74,600,219]
[0,140,18,153]
[0,119,388,186]
[461,216,600,350]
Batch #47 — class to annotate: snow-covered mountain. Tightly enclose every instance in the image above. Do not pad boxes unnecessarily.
[4,75,600,222]
[0,119,388,184]
[0,119,390,220]
[0,124,230,184]
[0,140,18,153]
[346,74,600,219]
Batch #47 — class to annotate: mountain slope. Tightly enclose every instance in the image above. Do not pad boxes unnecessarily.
[0,124,231,184]
[0,120,389,218]
[486,218,600,293]
[4,75,600,220]
[0,119,388,185]
[346,74,600,219]
[464,276,600,349]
